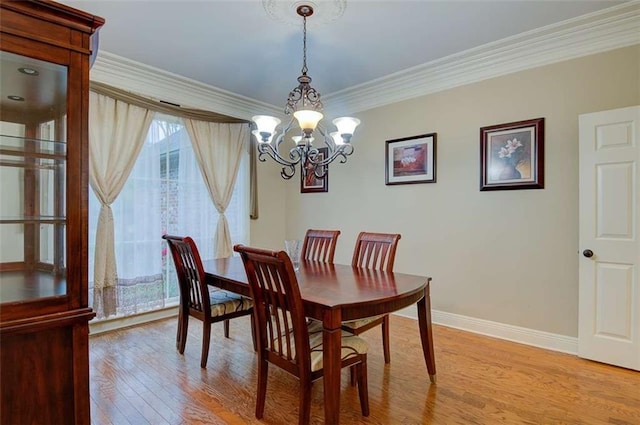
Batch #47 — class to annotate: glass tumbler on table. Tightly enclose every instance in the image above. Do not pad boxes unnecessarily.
[285,239,302,271]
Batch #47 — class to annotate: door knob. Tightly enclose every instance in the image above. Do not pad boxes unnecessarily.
[583,249,594,258]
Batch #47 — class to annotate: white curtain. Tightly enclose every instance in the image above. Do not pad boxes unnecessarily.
[88,111,250,319]
[113,126,164,313]
[175,131,219,259]
[89,92,154,290]
[184,120,248,258]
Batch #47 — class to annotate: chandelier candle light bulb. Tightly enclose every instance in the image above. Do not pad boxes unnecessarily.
[329,131,343,145]
[333,117,361,143]
[252,115,281,143]
[251,4,361,180]
[293,110,323,134]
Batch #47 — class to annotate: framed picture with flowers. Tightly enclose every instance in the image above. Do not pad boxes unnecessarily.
[480,118,544,191]
[385,133,437,185]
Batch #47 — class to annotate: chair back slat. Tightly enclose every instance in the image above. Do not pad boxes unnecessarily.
[301,229,341,263]
[235,245,310,373]
[163,235,210,317]
[352,232,401,272]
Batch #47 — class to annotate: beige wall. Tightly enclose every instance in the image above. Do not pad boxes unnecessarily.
[249,160,287,249]
[252,45,640,337]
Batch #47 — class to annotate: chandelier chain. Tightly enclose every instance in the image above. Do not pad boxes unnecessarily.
[301,14,308,75]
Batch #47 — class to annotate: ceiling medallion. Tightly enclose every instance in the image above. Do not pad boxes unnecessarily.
[262,0,346,27]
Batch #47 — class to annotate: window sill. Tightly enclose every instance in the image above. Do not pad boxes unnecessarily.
[89,304,179,336]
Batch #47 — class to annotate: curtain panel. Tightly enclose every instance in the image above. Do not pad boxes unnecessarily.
[184,119,249,258]
[89,92,154,290]
[249,136,259,219]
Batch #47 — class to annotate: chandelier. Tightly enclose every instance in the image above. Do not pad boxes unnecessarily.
[252,4,360,180]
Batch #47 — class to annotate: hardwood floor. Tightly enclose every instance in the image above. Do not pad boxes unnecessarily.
[89,315,639,424]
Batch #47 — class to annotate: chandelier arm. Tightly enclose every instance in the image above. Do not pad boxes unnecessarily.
[257,143,299,180]
[288,146,305,163]
[312,163,328,179]
[315,126,337,150]
[258,117,302,166]
[307,143,354,167]
[257,141,302,168]
[274,119,295,149]
[304,146,320,161]
[280,164,297,180]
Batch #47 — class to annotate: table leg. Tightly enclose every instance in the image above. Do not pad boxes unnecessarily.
[417,280,437,383]
[323,309,342,424]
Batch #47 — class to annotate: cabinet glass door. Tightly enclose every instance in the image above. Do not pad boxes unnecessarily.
[0,51,68,302]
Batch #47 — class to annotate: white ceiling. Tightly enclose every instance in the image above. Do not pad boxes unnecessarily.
[59,0,627,109]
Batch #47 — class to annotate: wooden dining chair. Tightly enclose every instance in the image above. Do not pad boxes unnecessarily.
[234,244,369,425]
[343,232,401,365]
[163,235,254,368]
[301,229,341,263]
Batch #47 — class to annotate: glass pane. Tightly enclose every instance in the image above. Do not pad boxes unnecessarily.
[0,51,68,302]
[39,223,65,272]
[37,158,65,218]
[0,223,24,263]
[0,163,23,219]
[39,223,54,264]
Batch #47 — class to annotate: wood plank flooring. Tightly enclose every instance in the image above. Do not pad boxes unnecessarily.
[89,315,640,424]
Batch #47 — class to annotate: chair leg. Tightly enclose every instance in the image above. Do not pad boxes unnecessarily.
[299,377,312,425]
[382,314,391,363]
[176,308,183,350]
[224,319,230,338]
[356,357,370,416]
[250,314,257,352]
[255,357,268,419]
[178,312,189,354]
[350,365,357,387]
[201,321,211,368]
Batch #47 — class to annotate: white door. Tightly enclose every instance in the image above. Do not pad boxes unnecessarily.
[578,105,640,370]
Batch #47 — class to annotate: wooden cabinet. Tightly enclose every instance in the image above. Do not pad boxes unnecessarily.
[0,1,104,423]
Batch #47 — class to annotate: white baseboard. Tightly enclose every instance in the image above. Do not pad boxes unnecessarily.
[89,306,179,336]
[88,305,579,355]
[394,308,578,355]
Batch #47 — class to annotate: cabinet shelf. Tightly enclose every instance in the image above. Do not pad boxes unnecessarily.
[0,270,66,303]
[0,158,60,169]
[0,217,65,224]
[0,134,66,159]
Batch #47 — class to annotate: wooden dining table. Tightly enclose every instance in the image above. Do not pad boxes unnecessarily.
[203,257,436,424]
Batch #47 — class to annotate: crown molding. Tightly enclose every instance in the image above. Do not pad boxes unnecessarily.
[91,1,639,118]
[324,1,640,115]
[90,52,280,121]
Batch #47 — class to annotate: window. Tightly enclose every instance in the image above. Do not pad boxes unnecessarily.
[88,114,249,318]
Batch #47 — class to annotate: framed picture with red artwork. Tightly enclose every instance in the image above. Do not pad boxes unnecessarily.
[385,133,437,185]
